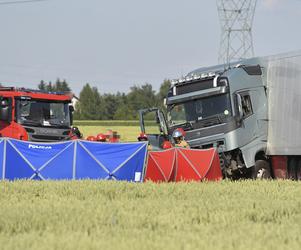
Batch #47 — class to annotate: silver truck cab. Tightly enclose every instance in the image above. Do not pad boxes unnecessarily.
[140,57,269,179]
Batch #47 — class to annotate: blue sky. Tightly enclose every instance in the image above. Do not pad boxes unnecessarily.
[0,0,300,94]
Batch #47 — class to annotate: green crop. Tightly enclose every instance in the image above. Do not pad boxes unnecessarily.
[0,180,301,250]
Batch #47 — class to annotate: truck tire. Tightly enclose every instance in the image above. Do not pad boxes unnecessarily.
[252,160,271,179]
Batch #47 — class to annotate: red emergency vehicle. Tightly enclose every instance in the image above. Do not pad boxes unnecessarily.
[0,87,78,142]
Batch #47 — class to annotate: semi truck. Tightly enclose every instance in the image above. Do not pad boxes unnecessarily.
[139,51,301,179]
[0,87,79,142]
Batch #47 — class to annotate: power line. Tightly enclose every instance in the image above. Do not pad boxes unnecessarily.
[0,0,50,5]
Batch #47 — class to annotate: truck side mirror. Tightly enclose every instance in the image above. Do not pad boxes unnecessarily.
[236,94,244,120]
[0,99,12,123]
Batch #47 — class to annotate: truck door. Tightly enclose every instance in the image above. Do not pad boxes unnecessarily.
[139,108,169,150]
[235,87,267,146]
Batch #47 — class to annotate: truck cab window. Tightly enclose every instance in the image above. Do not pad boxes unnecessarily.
[169,104,186,125]
[16,99,71,128]
[168,94,232,127]
[241,94,253,118]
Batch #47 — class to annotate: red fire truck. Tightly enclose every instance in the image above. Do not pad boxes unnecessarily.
[0,87,80,142]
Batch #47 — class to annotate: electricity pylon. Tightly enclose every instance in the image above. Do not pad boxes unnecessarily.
[217,0,257,65]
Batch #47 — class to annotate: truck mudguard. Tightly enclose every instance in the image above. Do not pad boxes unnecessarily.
[240,140,267,168]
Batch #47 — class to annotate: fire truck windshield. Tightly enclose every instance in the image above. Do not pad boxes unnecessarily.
[16,99,71,128]
[168,94,232,127]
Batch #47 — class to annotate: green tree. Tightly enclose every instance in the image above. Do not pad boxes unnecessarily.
[157,79,171,103]
[157,79,171,112]
[53,79,171,120]
[102,94,119,120]
[38,80,47,91]
[61,79,71,92]
[46,82,53,92]
[54,78,71,92]
[127,84,157,119]
[55,78,62,92]
[113,93,134,120]
[113,105,135,120]
[38,79,71,92]
[77,83,102,120]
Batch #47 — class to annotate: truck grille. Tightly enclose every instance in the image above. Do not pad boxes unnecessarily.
[31,134,68,142]
[23,126,71,142]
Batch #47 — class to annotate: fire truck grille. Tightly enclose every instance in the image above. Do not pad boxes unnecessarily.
[31,134,68,142]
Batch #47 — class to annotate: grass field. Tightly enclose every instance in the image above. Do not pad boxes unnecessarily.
[73,120,157,127]
[77,125,142,142]
[0,180,301,250]
[77,123,159,142]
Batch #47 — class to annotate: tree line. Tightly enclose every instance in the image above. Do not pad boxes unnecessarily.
[37,79,171,120]
[38,79,71,92]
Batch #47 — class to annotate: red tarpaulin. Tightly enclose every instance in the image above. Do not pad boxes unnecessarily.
[175,148,222,181]
[144,148,222,182]
[144,148,176,182]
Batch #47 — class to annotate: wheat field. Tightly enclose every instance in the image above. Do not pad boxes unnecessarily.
[0,180,301,250]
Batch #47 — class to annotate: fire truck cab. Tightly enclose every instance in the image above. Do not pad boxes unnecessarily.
[0,87,75,142]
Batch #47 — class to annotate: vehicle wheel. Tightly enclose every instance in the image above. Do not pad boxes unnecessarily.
[252,160,271,179]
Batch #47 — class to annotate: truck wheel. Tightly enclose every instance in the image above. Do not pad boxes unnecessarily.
[252,160,271,179]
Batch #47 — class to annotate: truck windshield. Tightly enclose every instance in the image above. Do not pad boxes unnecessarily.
[168,94,232,126]
[16,99,71,128]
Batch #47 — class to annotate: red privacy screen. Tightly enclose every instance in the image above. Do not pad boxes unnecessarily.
[144,148,222,182]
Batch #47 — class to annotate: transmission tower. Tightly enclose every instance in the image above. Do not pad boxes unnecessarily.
[217,0,257,65]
